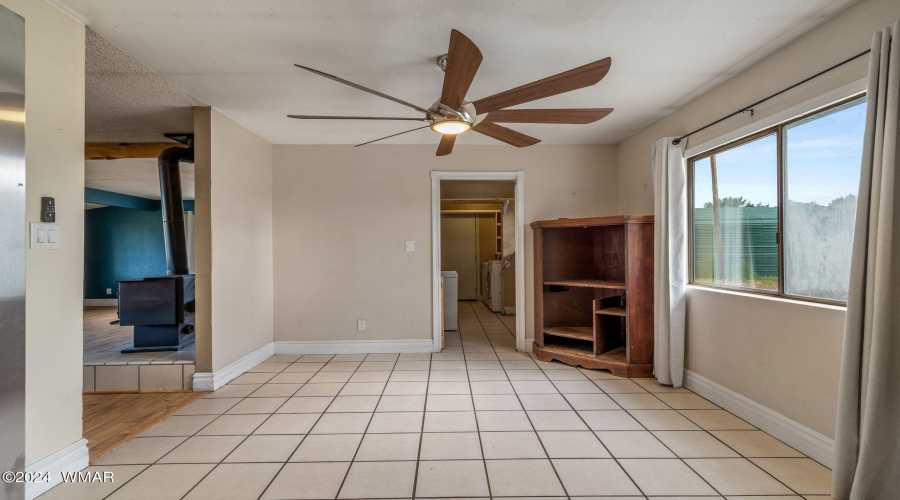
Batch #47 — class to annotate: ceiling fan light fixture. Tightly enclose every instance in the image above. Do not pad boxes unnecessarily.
[431,120,471,135]
[291,30,613,155]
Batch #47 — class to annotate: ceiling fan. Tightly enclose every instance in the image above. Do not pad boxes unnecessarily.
[288,29,612,156]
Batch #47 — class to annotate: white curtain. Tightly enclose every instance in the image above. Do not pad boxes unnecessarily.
[833,21,900,500]
[651,138,687,387]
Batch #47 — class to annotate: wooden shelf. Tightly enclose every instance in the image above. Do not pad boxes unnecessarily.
[544,279,626,289]
[595,307,626,317]
[539,342,593,357]
[596,346,626,363]
[543,326,593,342]
[532,215,654,378]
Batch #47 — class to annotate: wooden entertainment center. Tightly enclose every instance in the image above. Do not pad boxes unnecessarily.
[531,215,654,377]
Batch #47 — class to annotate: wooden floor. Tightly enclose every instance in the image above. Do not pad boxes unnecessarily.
[83,392,207,462]
[84,306,133,355]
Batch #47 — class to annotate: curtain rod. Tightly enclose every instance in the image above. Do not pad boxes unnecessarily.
[671,48,872,146]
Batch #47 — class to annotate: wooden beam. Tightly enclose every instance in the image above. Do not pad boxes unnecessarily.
[85,142,186,160]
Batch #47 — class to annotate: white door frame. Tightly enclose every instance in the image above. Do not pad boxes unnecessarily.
[431,171,526,352]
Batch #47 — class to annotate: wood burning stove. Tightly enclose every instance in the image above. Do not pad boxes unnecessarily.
[117,135,195,352]
[118,274,195,352]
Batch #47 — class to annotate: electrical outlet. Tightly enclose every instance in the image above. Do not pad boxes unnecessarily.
[357,320,366,331]
[106,288,112,295]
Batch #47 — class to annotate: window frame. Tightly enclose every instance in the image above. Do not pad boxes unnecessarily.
[686,94,866,306]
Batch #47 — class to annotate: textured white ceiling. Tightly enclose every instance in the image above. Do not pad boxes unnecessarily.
[86,28,204,142]
[86,158,194,200]
[61,0,854,145]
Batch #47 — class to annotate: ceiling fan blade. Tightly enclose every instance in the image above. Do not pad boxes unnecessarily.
[472,122,541,147]
[472,58,611,114]
[436,134,456,156]
[288,114,426,121]
[355,125,430,147]
[295,64,432,115]
[483,108,613,124]
[440,30,483,110]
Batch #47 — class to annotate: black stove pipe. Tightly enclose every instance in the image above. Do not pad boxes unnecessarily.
[158,144,194,276]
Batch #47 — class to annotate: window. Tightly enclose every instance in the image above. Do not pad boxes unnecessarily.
[689,96,866,303]
[692,133,779,290]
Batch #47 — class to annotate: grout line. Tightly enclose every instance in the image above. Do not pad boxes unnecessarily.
[91,304,817,500]
[252,355,338,500]
[109,354,331,499]
[540,359,805,497]
[461,302,494,499]
[180,355,332,500]
[478,303,572,500]
[672,404,818,491]
[255,353,355,500]
[409,341,432,499]
[331,354,400,498]
[536,360,648,499]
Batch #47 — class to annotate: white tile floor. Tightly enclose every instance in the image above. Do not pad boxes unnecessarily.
[45,301,833,499]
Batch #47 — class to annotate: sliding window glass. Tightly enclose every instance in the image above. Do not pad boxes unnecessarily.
[689,95,866,304]
[783,97,866,302]
[692,134,779,290]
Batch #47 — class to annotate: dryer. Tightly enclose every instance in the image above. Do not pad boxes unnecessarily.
[481,260,503,313]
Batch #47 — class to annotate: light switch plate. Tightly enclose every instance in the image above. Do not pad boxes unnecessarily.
[405,240,414,252]
[31,223,60,249]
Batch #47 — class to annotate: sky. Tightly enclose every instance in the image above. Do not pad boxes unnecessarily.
[693,97,866,208]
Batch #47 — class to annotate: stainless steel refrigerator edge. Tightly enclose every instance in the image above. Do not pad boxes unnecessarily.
[0,5,26,500]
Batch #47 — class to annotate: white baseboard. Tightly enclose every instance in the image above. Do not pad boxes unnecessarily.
[25,438,89,500]
[522,339,534,353]
[502,306,516,315]
[83,299,117,307]
[275,339,434,355]
[193,342,275,391]
[683,369,835,468]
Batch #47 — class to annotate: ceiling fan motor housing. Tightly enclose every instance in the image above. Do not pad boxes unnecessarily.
[428,101,478,134]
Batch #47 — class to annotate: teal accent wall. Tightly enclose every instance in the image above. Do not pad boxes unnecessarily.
[84,206,167,299]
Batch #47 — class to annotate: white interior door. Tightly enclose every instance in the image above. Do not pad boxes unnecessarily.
[441,214,478,300]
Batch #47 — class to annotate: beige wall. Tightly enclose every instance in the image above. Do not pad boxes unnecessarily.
[0,0,86,465]
[477,213,497,264]
[273,145,620,343]
[617,0,900,438]
[686,288,845,437]
[195,108,275,372]
[501,201,516,310]
[193,107,213,372]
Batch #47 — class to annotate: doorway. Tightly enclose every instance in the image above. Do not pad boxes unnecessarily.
[431,171,526,352]
[82,158,197,388]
